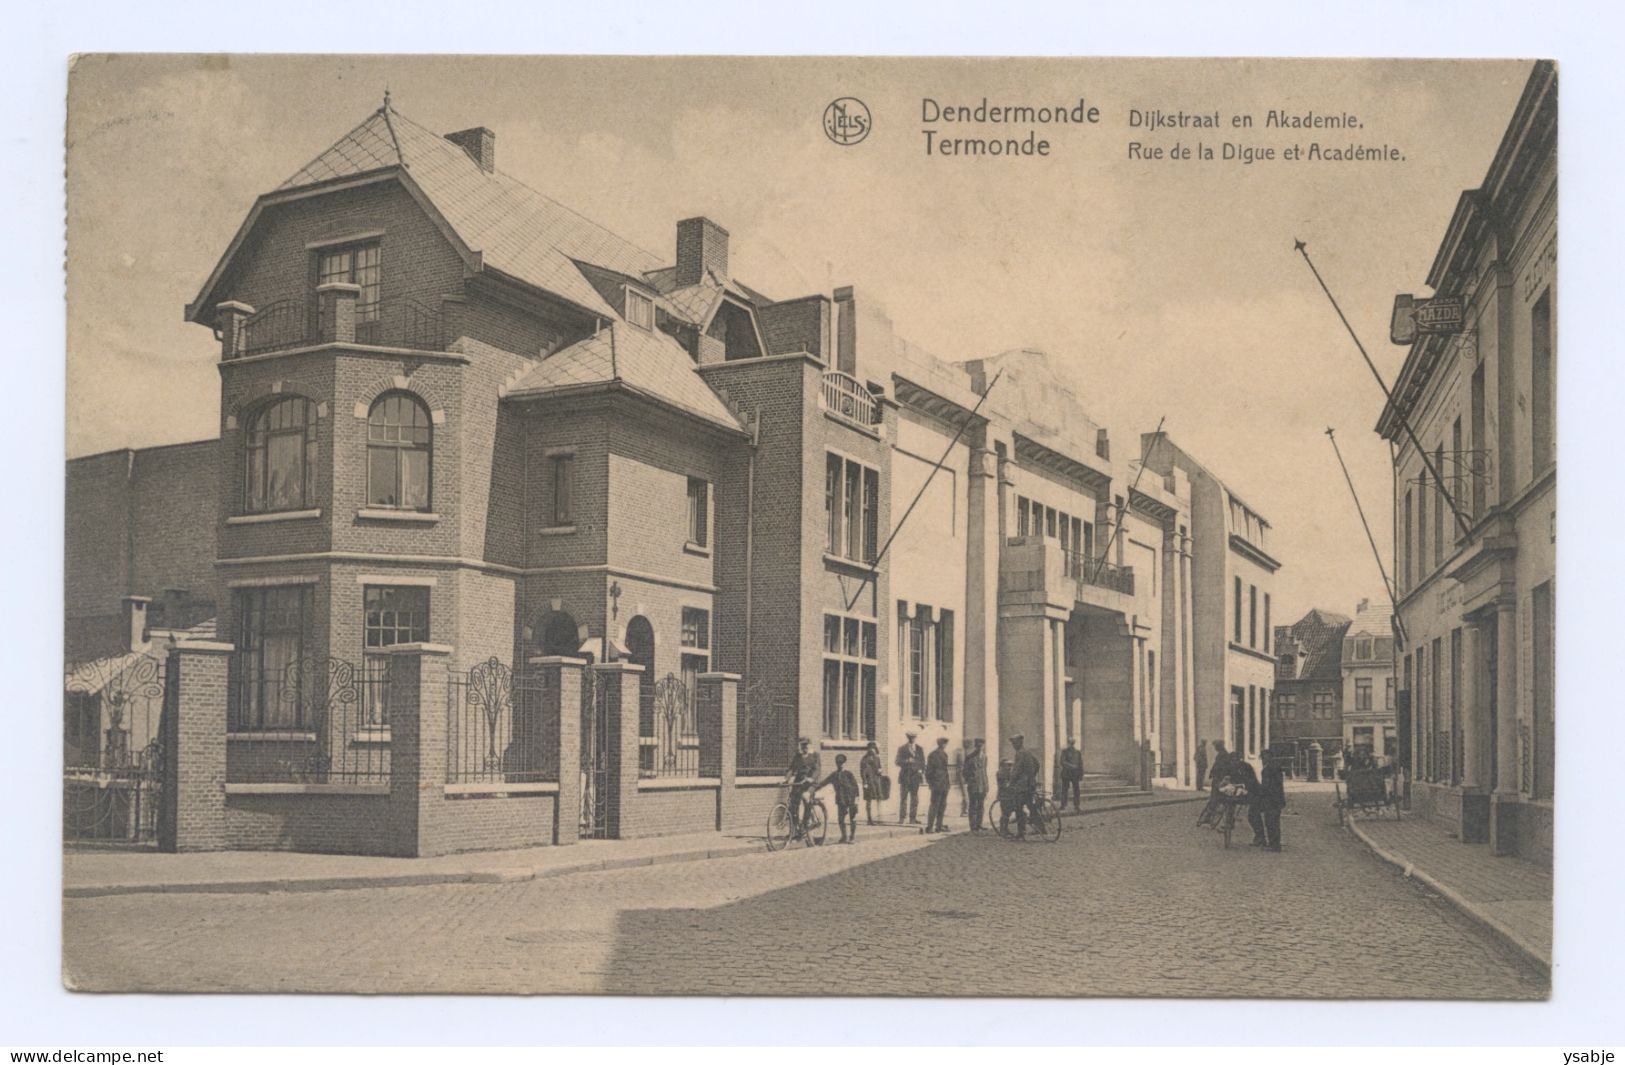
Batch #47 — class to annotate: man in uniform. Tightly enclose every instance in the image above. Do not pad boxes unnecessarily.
[895,730,925,825]
[924,736,952,833]
[963,738,990,832]
[784,737,820,838]
[1005,734,1042,839]
[1059,736,1084,811]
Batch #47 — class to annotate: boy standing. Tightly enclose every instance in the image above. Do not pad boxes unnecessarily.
[820,754,862,844]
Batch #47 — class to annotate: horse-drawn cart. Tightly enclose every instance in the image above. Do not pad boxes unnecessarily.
[1334,766,1401,825]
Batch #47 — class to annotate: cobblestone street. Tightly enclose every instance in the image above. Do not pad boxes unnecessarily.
[62,797,1548,997]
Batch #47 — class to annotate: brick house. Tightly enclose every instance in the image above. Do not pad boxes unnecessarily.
[67,99,1276,854]
[1271,607,1353,776]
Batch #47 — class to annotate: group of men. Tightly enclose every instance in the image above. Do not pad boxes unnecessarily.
[1195,739,1288,850]
[786,728,1067,842]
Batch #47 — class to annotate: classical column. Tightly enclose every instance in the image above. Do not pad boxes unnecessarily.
[1460,625,1483,790]
[1491,599,1520,856]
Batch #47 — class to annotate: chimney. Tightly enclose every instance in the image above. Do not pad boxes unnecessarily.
[122,596,152,654]
[834,285,857,375]
[676,217,729,287]
[445,127,496,173]
[1096,428,1111,461]
[1358,597,1370,613]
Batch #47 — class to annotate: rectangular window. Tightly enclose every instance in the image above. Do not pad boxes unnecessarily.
[1417,466,1428,579]
[822,612,877,741]
[1386,677,1396,712]
[1531,290,1553,473]
[686,477,709,548]
[1016,496,1030,537]
[1471,362,1487,517]
[363,585,429,726]
[625,288,654,330]
[550,455,573,526]
[1355,677,1372,713]
[935,609,955,722]
[1450,627,1463,786]
[1451,416,1464,525]
[1277,692,1296,718]
[825,453,880,563]
[1233,576,1243,643]
[1045,507,1058,538]
[1312,690,1334,719]
[317,241,382,324]
[681,607,710,651]
[1353,726,1375,750]
[1434,444,1445,566]
[1248,584,1258,649]
[233,586,309,730]
[1403,488,1413,591]
[1263,593,1271,653]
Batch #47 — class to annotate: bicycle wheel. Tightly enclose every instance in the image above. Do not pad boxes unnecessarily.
[803,801,828,846]
[1038,800,1063,842]
[988,799,1008,838]
[766,803,793,851]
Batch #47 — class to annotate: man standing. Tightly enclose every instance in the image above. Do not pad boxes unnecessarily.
[1059,737,1084,811]
[963,738,989,832]
[819,753,862,844]
[784,737,820,839]
[924,737,952,833]
[1251,752,1287,850]
[895,730,925,825]
[1194,739,1209,792]
[1005,734,1041,839]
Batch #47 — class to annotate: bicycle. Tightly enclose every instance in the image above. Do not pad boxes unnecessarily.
[765,787,828,851]
[1197,789,1247,848]
[988,789,1062,843]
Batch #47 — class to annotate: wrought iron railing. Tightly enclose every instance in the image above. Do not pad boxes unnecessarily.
[63,653,168,843]
[233,297,447,358]
[241,299,307,357]
[226,653,390,785]
[737,679,799,777]
[640,672,701,779]
[446,659,558,786]
[819,370,881,429]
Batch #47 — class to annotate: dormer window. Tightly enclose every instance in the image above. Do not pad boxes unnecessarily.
[625,288,654,330]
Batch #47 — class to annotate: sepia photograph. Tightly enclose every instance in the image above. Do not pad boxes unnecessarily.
[55,52,1559,1006]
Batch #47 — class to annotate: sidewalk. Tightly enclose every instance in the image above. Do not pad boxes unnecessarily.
[1346,813,1552,974]
[64,788,1203,899]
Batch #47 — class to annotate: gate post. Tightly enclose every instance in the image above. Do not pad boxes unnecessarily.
[159,641,235,852]
[530,656,585,846]
[592,662,643,839]
[695,672,739,830]
[387,643,453,857]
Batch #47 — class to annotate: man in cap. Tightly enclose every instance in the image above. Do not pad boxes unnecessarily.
[1059,736,1084,811]
[963,738,990,832]
[784,737,820,839]
[895,730,925,825]
[1005,734,1041,839]
[924,736,952,833]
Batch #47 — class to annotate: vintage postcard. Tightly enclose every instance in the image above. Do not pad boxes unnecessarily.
[62,55,1554,997]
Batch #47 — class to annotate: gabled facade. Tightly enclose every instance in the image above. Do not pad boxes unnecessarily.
[1271,608,1352,775]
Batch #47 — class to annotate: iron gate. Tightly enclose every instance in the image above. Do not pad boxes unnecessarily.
[63,653,167,845]
[579,667,613,838]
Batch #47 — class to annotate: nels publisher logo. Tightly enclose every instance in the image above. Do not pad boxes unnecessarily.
[823,97,871,146]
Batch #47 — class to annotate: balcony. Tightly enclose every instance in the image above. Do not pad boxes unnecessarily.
[819,370,882,431]
[1071,554,1136,597]
[1000,535,1135,614]
[218,289,455,360]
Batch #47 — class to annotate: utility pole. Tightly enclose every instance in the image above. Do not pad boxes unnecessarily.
[1294,239,1472,541]
[1325,427,1408,648]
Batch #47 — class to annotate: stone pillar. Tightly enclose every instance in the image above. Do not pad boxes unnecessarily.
[317,281,361,344]
[1491,600,1520,855]
[593,662,643,839]
[531,656,585,846]
[387,643,453,857]
[696,672,740,831]
[963,443,1001,751]
[215,301,254,360]
[1460,625,1483,789]
[159,640,235,852]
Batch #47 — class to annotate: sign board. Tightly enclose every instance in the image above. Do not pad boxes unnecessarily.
[1389,294,1465,344]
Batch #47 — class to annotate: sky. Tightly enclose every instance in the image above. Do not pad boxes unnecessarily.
[64,54,1533,624]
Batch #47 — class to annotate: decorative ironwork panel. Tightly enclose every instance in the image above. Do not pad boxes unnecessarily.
[63,653,168,844]
[226,654,389,785]
[446,659,558,785]
[641,673,699,779]
[738,679,798,777]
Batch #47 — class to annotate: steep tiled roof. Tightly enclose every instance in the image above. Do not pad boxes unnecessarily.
[275,105,663,320]
[1347,599,1394,637]
[502,324,744,432]
[1280,608,1352,683]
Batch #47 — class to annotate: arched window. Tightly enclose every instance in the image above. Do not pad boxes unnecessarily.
[245,396,318,513]
[366,393,431,510]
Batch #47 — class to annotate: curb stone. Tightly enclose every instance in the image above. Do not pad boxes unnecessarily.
[1346,818,1551,977]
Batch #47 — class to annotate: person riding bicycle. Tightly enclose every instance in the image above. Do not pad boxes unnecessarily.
[784,737,821,839]
[1001,734,1043,839]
